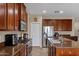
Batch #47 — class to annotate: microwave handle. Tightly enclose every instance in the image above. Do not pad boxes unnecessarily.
[12,36,15,45]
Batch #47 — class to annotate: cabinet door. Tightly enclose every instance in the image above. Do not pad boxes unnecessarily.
[14,52,20,56]
[62,20,67,31]
[20,46,26,56]
[56,48,76,56]
[54,20,58,31]
[62,20,72,31]
[0,4,6,30]
[57,20,62,31]
[56,48,64,56]
[7,3,15,30]
[14,3,19,30]
[43,19,48,26]
[63,48,72,56]
[75,48,79,56]
[21,4,24,20]
[67,20,72,31]
[47,20,52,26]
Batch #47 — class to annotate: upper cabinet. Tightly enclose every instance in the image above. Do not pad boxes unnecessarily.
[21,4,24,20]
[42,19,48,26]
[56,20,63,31]
[62,19,72,31]
[43,19,72,31]
[0,3,28,31]
[14,3,20,31]
[0,4,6,30]
[7,3,15,31]
[21,4,28,31]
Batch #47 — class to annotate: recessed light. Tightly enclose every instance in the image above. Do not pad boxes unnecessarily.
[42,10,46,13]
[60,11,63,13]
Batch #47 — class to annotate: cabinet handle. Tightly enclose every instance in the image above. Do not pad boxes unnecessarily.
[69,51,72,54]
[61,51,63,54]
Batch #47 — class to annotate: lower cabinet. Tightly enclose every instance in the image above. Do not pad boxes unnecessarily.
[14,52,20,56]
[48,46,56,56]
[14,45,26,56]
[19,46,26,56]
[56,48,76,56]
[48,46,79,56]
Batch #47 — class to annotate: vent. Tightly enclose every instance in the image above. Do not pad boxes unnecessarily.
[54,10,63,14]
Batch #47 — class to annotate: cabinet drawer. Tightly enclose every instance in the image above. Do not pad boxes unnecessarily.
[56,48,64,56]
[75,48,79,56]
[56,48,76,56]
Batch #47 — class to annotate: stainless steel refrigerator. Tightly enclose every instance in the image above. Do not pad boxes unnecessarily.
[42,26,55,47]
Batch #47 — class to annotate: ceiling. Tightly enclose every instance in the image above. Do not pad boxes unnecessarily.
[25,3,79,17]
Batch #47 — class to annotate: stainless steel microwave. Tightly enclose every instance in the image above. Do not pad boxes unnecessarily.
[5,34,18,46]
[19,20,26,31]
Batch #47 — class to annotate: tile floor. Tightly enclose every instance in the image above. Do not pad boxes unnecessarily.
[31,47,48,56]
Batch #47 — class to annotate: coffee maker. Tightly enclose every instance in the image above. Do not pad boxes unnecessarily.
[20,33,28,43]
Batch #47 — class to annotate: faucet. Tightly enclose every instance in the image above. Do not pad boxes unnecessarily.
[59,36,64,45]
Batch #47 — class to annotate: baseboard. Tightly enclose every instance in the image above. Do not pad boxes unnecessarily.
[32,46,41,48]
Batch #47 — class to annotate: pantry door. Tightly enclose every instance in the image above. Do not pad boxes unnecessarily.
[31,22,41,47]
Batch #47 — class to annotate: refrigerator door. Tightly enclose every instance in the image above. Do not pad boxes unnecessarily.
[42,26,55,47]
[43,26,54,37]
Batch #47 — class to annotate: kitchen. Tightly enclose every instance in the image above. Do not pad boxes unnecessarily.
[0,3,79,56]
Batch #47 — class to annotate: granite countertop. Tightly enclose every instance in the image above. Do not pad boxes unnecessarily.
[0,43,26,56]
[48,37,79,48]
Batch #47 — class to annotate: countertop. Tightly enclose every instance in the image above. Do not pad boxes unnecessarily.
[48,37,79,48]
[0,38,32,56]
[0,43,26,56]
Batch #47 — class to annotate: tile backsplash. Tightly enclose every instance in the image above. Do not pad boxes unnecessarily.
[0,31,27,43]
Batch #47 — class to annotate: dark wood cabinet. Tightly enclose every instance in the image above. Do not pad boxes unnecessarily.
[14,45,26,56]
[21,4,24,20]
[14,3,20,30]
[0,4,6,30]
[0,3,28,31]
[20,46,26,56]
[14,52,20,56]
[7,3,15,31]
[56,20,62,31]
[48,46,79,56]
[56,48,76,56]
[62,19,72,31]
[43,19,48,26]
[66,20,72,31]
[21,3,27,21]
[20,3,28,31]
[43,19,72,31]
